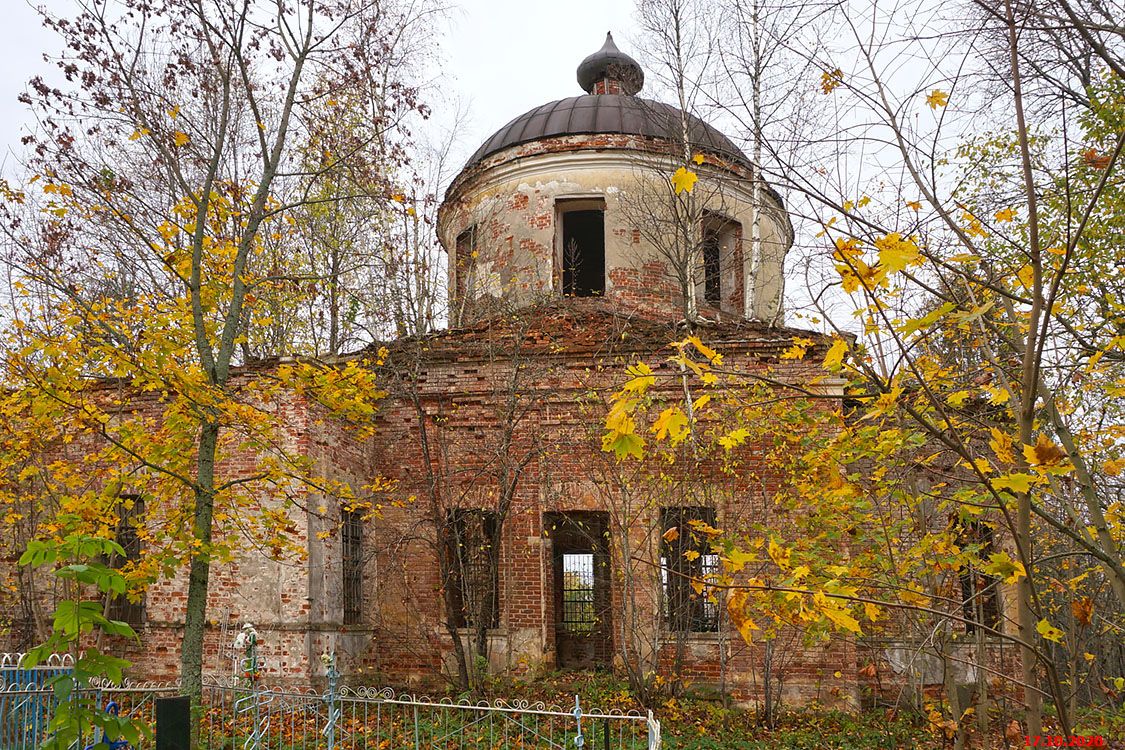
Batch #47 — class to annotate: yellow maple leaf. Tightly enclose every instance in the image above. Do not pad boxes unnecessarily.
[833,236,861,261]
[961,211,988,238]
[687,519,722,538]
[620,361,655,394]
[724,548,755,573]
[767,538,791,570]
[1023,433,1067,469]
[906,200,922,211]
[781,337,814,360]
[691,153,705,165]
[167,105,180,119]
[671,166,698,195]
[984,385,1010,405]
[989,427,1015,465]
[821,68,843,94]
[652,405,689,443]
[926,89,949,109]
[994,207,1016,222]
[823,605,863,634]
[1036,618,1064,643]
[983,552,1026,584]
[172,131,190,147]
[823,338,848,372]
[992,472,1036,494]
[718,428,750,451]
[685,335,721,365]
[876,232,921,273]
[946,390,971,406]
[737,613,759,643]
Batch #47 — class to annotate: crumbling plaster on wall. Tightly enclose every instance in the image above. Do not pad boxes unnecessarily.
[438,138,792,323]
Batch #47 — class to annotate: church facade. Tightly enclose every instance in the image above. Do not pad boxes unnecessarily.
[5,35,882,707]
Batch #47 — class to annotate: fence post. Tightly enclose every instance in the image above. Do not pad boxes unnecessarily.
[323,653,339,750]
[155,696,191,750]
[572,695,584,748]
[646,709,661,750]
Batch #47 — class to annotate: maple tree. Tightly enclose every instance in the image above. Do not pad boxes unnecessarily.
[0,0,434,741]
[602,1,1124,738]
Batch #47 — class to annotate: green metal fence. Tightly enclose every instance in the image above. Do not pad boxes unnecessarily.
[0,673,658,750]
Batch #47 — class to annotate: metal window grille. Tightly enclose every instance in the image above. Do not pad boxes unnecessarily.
[342,509,363,625]
[561,552,597,633]
[660,507,720,632]
[958,521,1002,633]
[106,496,144,628]
[455,226,477,317]
[450,510,499,629]
[702,235,721,303]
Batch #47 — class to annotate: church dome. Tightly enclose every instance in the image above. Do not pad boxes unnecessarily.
[463,94,750,172]
[460,32,749,173]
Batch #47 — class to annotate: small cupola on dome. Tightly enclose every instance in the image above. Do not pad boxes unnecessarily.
[576,32,644,96]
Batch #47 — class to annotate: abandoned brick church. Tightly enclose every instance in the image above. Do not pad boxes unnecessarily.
[6,34,971,707]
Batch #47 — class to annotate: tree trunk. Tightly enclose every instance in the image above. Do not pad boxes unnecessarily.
[181,420,220,748]
[1003,0,1045,734]
[440,535,472,690]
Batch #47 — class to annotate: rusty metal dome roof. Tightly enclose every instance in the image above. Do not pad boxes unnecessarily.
[577,32,644,95]
[462,94,750,171]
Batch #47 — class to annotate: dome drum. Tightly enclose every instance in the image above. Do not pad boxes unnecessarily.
[438,35,793,327]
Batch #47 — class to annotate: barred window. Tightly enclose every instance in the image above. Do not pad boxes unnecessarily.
[106,496,144,628]
[450,510,499,629]
[699,214,738,306]
[560,552,596,633]
[342,509,364,625]
[958,521,1002,633]
[455,226,477,315]
[660,507,720,633]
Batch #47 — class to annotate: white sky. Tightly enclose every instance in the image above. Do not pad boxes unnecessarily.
[440,0,638,167]
[0,0,641,177]
[0,2,57,174]
[0,0,833,329]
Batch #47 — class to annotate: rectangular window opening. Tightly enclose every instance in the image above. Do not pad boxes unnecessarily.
[661,506,720,633]
[450,509,500,630]
[958,521,1002,634]
[699,215,739,307]
[561,552,597,633]
[703,236,722,304]
[106,496,145,629]
[342,508,364,625]
[559,201,605,297]
[454,226,477,321]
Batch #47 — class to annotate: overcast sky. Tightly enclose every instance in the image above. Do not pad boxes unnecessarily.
[0,0,641,177]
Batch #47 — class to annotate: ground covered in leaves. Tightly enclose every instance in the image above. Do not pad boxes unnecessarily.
[464,672,1124,749]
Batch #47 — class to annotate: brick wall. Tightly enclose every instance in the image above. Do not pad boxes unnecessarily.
[1,303,1021,707]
